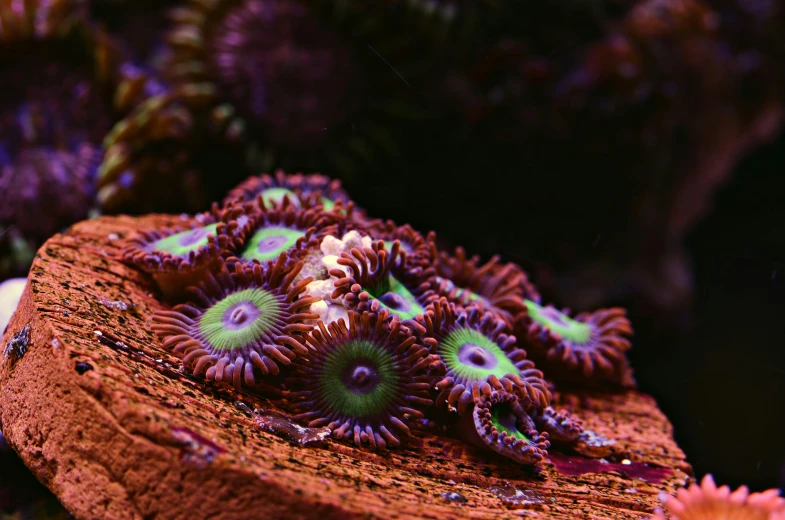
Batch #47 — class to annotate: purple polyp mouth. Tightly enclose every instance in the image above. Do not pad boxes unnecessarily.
[179,228,208,247]
[343,362,380,395]
[458,343,498,370]
[222,301,261,331]
[258,235,288,253]
[540,306,568,326]
[495,405,521,433]
[236,215,250,229]
[379,292,410,312]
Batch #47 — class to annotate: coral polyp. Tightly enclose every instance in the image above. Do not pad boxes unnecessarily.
[366,219,435,269]
[460,391,550,464]
[434,246,540,326]
[225,197,338,271]
[151,258,318,390]
[330,240,434,328]
[224,171,352,212]
[650,474,785,520]
[419,299,550,415]
[123,209,235,301]
[530,406,584,444]
[288,310,434,449]
[516,300,636,389]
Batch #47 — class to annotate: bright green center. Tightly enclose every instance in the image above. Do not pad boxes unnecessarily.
[367,274,425,321]
[524,299,592,344]
[320,340,399,418]
[460,288,485,303]
[490,404,530,442]
[382,240,412,255]
[151,223,219,257]
[261,187,299,207]
[440,327,519,382]
[199,288,281,351]
[242,225,305,262]
[320,196,335,211]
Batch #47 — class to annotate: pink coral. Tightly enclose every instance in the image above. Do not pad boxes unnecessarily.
[651,474,785,520]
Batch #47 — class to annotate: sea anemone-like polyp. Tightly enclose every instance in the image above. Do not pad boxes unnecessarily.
[459,391,551,465]
[531,406,584,443]
[287,309,435,449]
[418,299,551,415]
[151,257,319,390]
[223,170,353,212]
[122,205,247,301]
[223,196,339,273]
[516,300,636,389]
[366,219,435,269]
[434,246,540,327]
[650,474,785,520]
[329,239,436,332]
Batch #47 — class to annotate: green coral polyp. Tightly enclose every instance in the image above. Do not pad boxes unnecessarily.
[320,196,335,211]
[151,223,219,257]
[441,327,519,382]
[150,257,318,390]
[368,274,426,322]
[261,187,299,207]
[464,392,551,465]
[490,404,531,443]
[320,340,399,418]
[524,299,592,344]
[419,299,551,415]
[199,288,281,351]
[289,310,434,449]
[242,226,306,262]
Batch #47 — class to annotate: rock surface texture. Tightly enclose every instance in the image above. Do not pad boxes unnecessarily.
[0,215,691,520]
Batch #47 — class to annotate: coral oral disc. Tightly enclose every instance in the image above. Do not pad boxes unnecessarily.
[460,392,550,465]
[323,339,398,418]
[418,300,551,415]
[243,225,306,262]
[330,241,434,330]
[516,299,635,388]
[371,275,425,321]
[260,187,299,207]
[151,224,219,257]
[151,259,318,390]
[289,310,434,449]
[200,288,280,350]
[525,299,592,343]
[444,328,517,380]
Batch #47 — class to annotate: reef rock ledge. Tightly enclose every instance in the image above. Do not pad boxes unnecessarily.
[0,215,691,520]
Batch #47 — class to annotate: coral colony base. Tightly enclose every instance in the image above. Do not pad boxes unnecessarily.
[118,171,785,515]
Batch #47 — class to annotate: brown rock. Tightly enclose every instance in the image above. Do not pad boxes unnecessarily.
[0,215,691,520]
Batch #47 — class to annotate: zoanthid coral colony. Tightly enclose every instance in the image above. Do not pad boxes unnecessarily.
[125,170,642,463]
